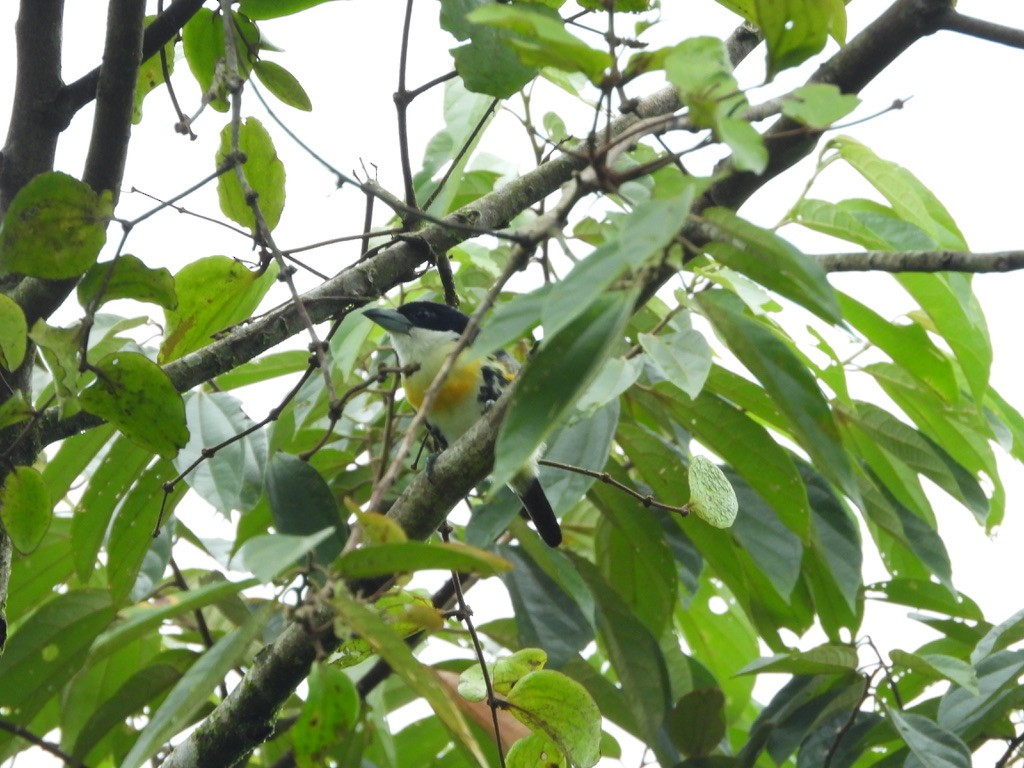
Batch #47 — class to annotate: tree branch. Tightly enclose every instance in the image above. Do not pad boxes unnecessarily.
[940,9,1024,50]
[817,250,1024,273]
[12,0,146,332]
[55,0,207,123]
[0,0,65,214]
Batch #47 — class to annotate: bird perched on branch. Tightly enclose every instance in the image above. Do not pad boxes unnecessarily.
[364,300,562,547]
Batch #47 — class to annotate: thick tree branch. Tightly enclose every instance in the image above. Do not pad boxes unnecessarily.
[940,10,1024,50]
[817,250,1024,273]
[13,0,146,331]
[0,0,65,214]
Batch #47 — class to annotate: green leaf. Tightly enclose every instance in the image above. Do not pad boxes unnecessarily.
[936,650,1024,739]
[698,290,853,497]
[181,9,228,112]
[30,319,84,416]
[293,661,361,766]
[639,329,712,399]
[0,466,52,554]
[451,25,537,99]
[182,9,257,112]
[687,456,738,529]
[897,272,991,402]
[217,117,286,233]
[717,116,767,173]
[755,0,841,79]
[89,577,260,663]
[69,435,152,581]
[539,400,618,514]
[702,208,842,324]
[107,461,185,603]
[336,541,512,579]
[591,474,678,637]
[160,255,278,363]
[414,79,497,214]
[233,530,335,581]
[575,357,642,412]
[467,5,611,84]
[574,556,671,744]
[239,0,338,19]
[668,688,726,758]
[331,587,489,766]
[79,352,189,459]
[0,590,115,725]
[76,254,177,310]
[837,291,958,402]
[665,37,744,129]
[0,171,111,279]
[254,59,312,110]
[0,294,27,370]
[647,385,811,538]
[738,643,858,675]
[265,453,347,567]
[782,84,860,128]
[889,650,979,695]
[825,136,966,249]
[972,608,1024,664]
[867,579,983,621]
[498,545,594,668]
[506,669,602,768]
[175,391,267,515]
[120,604,274,768]
[885,706,971,768]
[70,651,190,761]
[543,192,699,340]
[493,291,634,489]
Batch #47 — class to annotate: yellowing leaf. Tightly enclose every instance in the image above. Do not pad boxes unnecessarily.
[0,172,111,279]
[79,352,189,459]
[159,255,278,363]
[0,465,52,554]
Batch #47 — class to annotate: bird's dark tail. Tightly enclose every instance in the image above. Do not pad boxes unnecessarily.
[513,477,562,547]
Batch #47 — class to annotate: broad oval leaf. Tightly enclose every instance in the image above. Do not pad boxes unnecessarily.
[292,662,361,766]
[466,5,611,85]
[506,669,602,768]
[216,117,286,233]
[77,254,177,310]
[0,171,112,279]
[79,352,189,459]
[0,465,52,554]
[640,328,712,399]
[0,293,28,370]
[253,59,312,110]
[159,255,278,363]
[265,452,347,567]
[175,391,267,515]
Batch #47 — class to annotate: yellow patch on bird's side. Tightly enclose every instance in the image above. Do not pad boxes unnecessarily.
[404,357,482,414]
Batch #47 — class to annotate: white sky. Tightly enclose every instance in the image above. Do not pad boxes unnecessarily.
[1,0,1023,765]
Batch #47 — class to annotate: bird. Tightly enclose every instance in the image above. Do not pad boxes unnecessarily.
[364,300,563,547]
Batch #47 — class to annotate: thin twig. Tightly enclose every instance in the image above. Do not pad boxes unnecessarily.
[539,458,689,515]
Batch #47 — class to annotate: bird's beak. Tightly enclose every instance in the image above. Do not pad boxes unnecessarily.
[363,307,413,335]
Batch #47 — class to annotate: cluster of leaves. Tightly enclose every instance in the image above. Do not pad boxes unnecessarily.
[0,1,1022,768]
